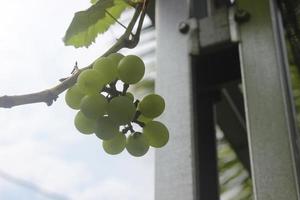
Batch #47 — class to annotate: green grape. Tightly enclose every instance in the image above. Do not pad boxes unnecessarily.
[107,96,136,125]
[65,85,85,110]
[143,121,169,148]
[77,69,105,94]
[137,114,152,124]
[95,116,119,140]
[74,111,96,134]
[93,57,118,84]
[138,94,165,118]
[107,53,124,67]
[126,132,149,157]
[125,92,134,101]
[80,94,107,119]
[118,55,145,84]
[102,132,126,155]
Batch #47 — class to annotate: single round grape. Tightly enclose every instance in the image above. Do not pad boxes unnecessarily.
[95,116,119,140]
[137,114,152,124]
[138,94,165,118]
[93,57,118,84]
[77,69,105,94]
[125,92,134,101]
[74,111,96,134]
[102,132,126,155]
[107,53,124,67]
[118,55,145,84]
[126,132,149,157]
[80,94,107,119]
[143,121,169,148]
[65,85,85,110]
[107,96,136,125]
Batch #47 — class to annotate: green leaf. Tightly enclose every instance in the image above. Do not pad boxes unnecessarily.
[64,0,129,48]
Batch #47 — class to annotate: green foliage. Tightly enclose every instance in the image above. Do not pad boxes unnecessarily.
[64,0,129,48]
[218,135,252,199]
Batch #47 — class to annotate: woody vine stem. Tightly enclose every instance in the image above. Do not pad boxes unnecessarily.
[0,2,148,108]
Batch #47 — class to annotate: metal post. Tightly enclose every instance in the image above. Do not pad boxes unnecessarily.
[238,0,300,199]
[155,0,196,199]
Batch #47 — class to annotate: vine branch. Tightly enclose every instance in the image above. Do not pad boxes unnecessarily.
[0,2,148,109]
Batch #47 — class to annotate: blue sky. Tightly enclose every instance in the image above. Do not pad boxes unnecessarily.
[0,1,154,199]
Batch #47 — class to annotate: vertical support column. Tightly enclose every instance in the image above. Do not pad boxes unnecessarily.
[156,0,221,199]
[238,0,300,199]
[155,0,196,200]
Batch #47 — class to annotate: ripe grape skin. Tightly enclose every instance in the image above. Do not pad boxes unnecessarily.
[74,111,96,134]
[137,114,152,124]
[65,85,85,110]
[77,69,105,95]
[138,94,165,118]
[93,57,118,84]
[118,55,145,84]
[80,94,108,119]
[95,116,119,140]
[143,121,169,148]
[107,96,136,125]
[107,53,124,67]
[126,132,149,157]
[102,132,126,155]
[125,92,134,101]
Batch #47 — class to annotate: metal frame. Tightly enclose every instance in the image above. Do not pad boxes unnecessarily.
[238,0,300,199]
[216,83,251,173]
[155,0,196,199]
[155,0,300,199]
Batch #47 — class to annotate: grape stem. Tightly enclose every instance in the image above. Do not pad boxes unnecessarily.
[122,124,135,134]
[132,120,145,128]
[134,100,140,107]
[122,83,129,95]
[132,110,146,128]
[102,86,122,99]
[0,1,149,108]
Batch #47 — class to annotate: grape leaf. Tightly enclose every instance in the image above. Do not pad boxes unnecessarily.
[64,0,129,48]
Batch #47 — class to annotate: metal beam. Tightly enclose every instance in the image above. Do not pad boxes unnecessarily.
[238,0,300,199]
[155,0,196,199]
[216,83,251,173]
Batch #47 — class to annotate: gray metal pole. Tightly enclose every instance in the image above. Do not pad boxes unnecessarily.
[155,0,197,199]
[238,0,300,199]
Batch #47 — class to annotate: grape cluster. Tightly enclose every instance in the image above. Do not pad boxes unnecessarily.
[65,53,169,157]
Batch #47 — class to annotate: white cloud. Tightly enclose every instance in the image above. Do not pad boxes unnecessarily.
[74,179,134,200]
[73,178,153,200]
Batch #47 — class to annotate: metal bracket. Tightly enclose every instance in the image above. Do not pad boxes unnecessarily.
[179,6,240,56]
[199,7,239,51]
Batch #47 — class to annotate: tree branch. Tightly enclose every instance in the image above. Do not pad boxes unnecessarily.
[0,3,148,109]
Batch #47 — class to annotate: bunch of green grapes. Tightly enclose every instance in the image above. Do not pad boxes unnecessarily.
[65,53,169,157]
